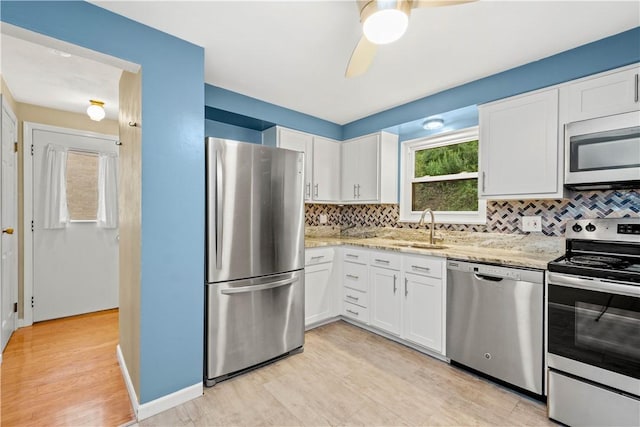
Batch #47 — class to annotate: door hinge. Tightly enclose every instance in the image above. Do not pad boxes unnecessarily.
[14,302,17,313]
[31,220,34,232]
[31,144,34,156]
[14,142,18,153]
[31,296,34,308]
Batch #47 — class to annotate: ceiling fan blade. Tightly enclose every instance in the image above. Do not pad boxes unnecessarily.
[412,0,476,8]
[345,35,378,78]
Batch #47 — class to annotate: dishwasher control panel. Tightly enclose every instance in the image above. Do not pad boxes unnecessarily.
[447,260,543,283]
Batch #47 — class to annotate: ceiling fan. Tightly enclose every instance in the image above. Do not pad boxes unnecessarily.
[346,0,475,77]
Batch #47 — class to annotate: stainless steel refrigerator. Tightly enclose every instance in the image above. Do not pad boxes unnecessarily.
[205,137,305,386]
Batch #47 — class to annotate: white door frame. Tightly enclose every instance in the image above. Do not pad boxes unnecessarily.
[1,95,18,349]
[22,121,118,326]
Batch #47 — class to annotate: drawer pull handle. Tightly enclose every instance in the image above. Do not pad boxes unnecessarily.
[346,254,358,258]
[636,73,639,103]
[374,258,390,264]
[412,265,431,271]
[346,274,359,280]
[346,295,359,301]
[346,309,359,316]
[310,255,324,260]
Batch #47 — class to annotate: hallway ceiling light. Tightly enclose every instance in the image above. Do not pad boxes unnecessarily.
[87,99,106,121]
[423,118,444,130]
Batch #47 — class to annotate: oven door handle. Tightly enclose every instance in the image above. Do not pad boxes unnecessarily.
[548,272,640,298]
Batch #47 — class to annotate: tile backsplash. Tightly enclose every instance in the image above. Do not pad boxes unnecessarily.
[305,189,639,237]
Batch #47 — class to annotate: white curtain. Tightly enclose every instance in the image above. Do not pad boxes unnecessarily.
[42,144,69,229]
[97,153,118,229]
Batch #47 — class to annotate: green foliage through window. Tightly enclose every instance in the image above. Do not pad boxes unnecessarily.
[414,140,478,178]
[412,140,479,212]
[412,179,478,212]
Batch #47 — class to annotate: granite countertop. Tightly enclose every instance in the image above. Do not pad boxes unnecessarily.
[305,227,564,270]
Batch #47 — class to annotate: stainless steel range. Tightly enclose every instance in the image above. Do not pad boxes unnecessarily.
[546,218,640,427]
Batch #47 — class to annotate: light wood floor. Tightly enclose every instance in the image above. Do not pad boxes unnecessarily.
[1,309,135,427]
[140,320,554,427]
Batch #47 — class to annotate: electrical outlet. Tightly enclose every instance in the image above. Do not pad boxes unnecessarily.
[319,214,328,224]
[522,216,542,232]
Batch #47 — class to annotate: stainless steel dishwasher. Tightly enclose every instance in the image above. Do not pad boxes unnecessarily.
[446,260,544,396]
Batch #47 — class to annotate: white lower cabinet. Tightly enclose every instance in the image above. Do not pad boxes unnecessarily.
[402,272,443,352]
[370,266,402,336]
[339,246,446,356]
[304,247,337,328]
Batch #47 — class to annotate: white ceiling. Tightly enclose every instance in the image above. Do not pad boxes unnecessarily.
[1,1,639,126]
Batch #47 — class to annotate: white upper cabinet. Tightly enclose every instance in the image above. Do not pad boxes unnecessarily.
[312,136,341,202]
[264,126,340,203]
[341,132,398,203]
[479,88,563,199]
[564,66,640,122]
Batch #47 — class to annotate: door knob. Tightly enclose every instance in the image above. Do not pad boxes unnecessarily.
[2,228,14,234]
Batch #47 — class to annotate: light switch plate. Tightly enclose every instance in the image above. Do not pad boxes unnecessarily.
[319,214,328,224]
[522,216,542,232]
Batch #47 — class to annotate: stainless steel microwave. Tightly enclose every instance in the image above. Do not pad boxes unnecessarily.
[565,111,640,190]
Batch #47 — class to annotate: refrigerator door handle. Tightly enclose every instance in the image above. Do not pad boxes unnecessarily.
[215,148,224,269]
[221,277,299,295]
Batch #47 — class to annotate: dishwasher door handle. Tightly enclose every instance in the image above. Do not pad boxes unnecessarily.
[474,273,504,282]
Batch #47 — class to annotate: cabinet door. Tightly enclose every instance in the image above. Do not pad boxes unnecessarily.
[567,67,640,122]
[340,140,359,201]
[279,128,314,201]
[305,262,334,327]
[479,89,559,198]
[312,136,340,202]
[369,266,401,335]
[402,272,443,353]
[356,135,380,201]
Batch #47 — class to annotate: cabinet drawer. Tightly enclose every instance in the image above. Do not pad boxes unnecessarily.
[369,250,401,270]
[403,255,443,278]
[305,247,334,266]
[343,262,368,292]
[343,301,369,323]
[343,247,368,264]
[343,287,367,308]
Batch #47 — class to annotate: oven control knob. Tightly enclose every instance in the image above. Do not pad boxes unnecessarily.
[572,224,583,232]
[585,223,596,232]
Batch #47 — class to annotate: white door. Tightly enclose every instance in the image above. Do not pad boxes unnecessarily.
[29,124,119,322]
[312,137,340,202]
[1,98,18,351]
[304,262,333,327]
[278,128,313,201]
[356,135,379,201]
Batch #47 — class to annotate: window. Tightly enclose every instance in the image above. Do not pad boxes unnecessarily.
[65,151,99,221]
[400,127,486,224]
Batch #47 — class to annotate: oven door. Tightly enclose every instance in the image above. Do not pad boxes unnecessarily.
[547,272,640,395]
[565,110,640,188]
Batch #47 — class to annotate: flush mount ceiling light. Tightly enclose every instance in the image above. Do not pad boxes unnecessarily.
[49,48,71,58]
[423,118,445,130]
[87,99,105,121]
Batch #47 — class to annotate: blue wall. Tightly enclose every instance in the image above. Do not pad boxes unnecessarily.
[1,1,205,403]
[207,27,640,142]
[205,120,263,144]
[205,85,342,140]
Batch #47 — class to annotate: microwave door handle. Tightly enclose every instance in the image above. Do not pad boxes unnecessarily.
[215,148,224,270]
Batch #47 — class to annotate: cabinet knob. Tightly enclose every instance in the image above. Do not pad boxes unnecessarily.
[2,227,14,235]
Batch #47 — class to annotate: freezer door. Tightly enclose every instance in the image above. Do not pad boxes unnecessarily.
[205,270,305,382]
[206,137,305,283]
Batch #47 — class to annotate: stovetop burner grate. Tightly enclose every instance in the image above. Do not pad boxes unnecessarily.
[567,255,627,268]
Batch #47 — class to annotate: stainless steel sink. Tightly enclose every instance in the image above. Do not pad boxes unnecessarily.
[396,243,448,250]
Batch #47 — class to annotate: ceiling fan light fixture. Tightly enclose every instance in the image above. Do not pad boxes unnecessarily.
[423,118,445,130]
[87,99,106,121]
[363,9,408,45]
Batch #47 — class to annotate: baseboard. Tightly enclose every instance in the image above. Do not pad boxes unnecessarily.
[305,316,340,331]
[116,345,203,421]
[137,381,203,421]
[116,345,140,417]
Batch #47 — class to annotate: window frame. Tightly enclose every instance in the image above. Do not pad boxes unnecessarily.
[399,126,486,224]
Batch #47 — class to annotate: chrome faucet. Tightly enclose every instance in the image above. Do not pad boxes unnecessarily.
[418,208,435,245]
